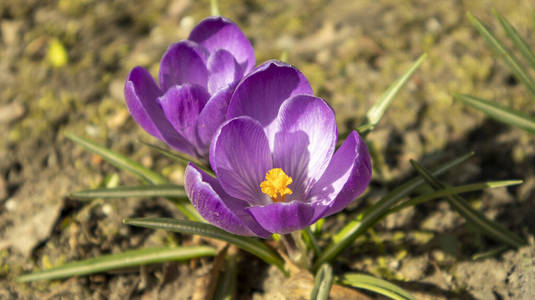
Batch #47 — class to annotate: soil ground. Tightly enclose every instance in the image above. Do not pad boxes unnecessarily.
[1,0,535,299]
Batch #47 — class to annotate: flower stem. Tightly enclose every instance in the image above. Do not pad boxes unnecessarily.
[281,232,310,269]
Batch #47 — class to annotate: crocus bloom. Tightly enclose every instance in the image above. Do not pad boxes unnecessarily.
[124,17,255,160]
[185,61,372,237]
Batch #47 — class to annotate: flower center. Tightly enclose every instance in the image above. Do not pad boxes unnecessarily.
[260,168,293,202]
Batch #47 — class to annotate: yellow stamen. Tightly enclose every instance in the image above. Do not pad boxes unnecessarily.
[260,168,293,202]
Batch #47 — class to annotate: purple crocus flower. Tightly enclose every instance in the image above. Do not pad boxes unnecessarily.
[124,17,255,160]
[185,61,372,237]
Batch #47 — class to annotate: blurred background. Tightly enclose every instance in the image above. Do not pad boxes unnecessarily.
[1,0,534,298]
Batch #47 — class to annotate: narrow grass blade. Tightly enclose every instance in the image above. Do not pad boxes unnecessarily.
[17,246,216,282]
[355,123,374,136]
[341,273,416,300]
[410,160,525,248]
[140,140,213,175]
[310,264,334,300]
[66,133,201,221]
[311,218,325,235]
[495,10,535,71]
[65,132,167,184]
[303,227,321,256]
[213,255,237,300]
[364,54,427,132]
[454,93,535,134]
[139,140,191,166]
[160,195,202,222]
[124,217,286,273]
[313,152,474,270]
[467,12,535,96]
[279,51,288,63]
[71,184,187,200]
[210,0,219,16]
[472,245,509,260]
[389,180,522,214]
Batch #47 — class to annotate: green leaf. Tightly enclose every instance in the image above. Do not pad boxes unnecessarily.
[213,255,238,300]
[389,179,522,214]
[139,140,191,166]
[364,53,427,133]
[66,133,201,221]
[65,133,167,184]
[495,10,535,71]
[279,51,288,63]
[410,159,525,248]
[303,227,321,256]
[210,0,219,16]
[139,140,213,175]
[173,201,203,222]
[454,93,535,134]
[71,184,187,200]
[124,217,286,273]
[341,273,416,300]
[17,246,216,282]
[355,123,374,136]
[311,218,325,235]
[310,264,334,300]
[313,152,474,270]
[472,245,509,261]
[467,12,535,96]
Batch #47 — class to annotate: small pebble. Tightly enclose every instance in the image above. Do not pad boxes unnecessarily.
[102,204,113,216]
[1,20,22,46]
[180,16,194,31]
[4,199,16,211]
[141,155,153,168]
[0,102,25,123]
[107,109,129,129]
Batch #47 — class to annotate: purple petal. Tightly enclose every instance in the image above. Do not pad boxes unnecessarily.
[210,116,273,205]
[195,86,233,157]
[226,60,313,148]
[124,67,163,138]
[206,49,243,95]
[246,201,316,234]
[124,67,197,156]
[159,84,210,151]
[159,41,209,91]
[185,163,271,237]
[189,16,255,74]
[273,95,337,197]
[310,131,372,218]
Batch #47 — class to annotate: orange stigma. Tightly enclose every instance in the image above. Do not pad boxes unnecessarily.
[260,168,293,202]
